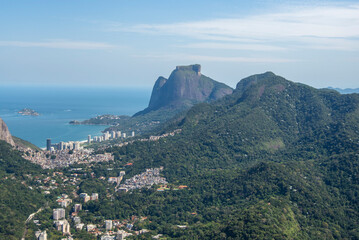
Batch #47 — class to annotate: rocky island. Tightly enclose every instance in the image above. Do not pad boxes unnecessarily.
[18,108,40,116]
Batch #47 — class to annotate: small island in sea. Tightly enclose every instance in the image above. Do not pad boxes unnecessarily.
[18,108,40,116]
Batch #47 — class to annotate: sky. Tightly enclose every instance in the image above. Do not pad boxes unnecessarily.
[0,0,358,89]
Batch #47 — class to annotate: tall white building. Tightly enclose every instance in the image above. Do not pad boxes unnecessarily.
[73,142,80,150]
[73,203,82,212]
[53,208,65,220]
[68,142,74,150]
[131,131,135,137]
[91,193,99,201]
[38,230,47,240]
[122,133,126,138]
[105,220,113,231]
[73,216,81,224]
[104,132,110,141]
[63,142,69,150]
[88,135,91,144]
[59,142,64,150]
[116,131,122,138]
[54,219,70,234]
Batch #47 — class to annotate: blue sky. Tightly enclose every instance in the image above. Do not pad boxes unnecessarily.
[0,0,358,88]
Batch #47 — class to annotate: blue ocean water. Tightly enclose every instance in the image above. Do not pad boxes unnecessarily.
[0,85,151,148]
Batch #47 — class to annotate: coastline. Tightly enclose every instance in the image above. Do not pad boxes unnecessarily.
[0,86,150,148]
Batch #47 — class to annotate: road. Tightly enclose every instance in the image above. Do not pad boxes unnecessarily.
[21,207,44,240]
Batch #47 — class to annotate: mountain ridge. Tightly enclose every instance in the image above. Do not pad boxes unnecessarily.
[2,71,359,239]
[328,86,359,94]
[104,72,359,238]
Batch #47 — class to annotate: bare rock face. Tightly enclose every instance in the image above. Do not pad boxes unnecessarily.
[0,118,15,146]
[138,64,233,115]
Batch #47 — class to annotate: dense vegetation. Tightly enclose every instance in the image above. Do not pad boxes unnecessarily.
[0,141,46,239]
[99,72,359,239]
[2,72,359,239]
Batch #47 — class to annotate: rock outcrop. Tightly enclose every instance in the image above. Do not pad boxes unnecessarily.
[136,64,233,115]
[0,118,15,146]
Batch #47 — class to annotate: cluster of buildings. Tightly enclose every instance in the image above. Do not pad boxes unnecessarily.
[47,139,83,151]
[45,129,136,152]
[49,193,99,238]
[56,194,73,207]
[53,208,71,235]
[109,171,126,187]
[112,129,182,150]
[99,229,135,240]
[79,192,99,203]
[66,197,145,240]
[24,128,189,240]
[71,203,86,233]
[88,130,135,144]
[118,167,167,192]
[33,190,143,240]
[80,218,151,239]
[32,171,81,195]
[23,148,114,169]
[148,129,182,141]
[27,128,181,170]
[29,168,159,239]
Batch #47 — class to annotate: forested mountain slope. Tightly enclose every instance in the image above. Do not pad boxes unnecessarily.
[0,141,46,239]
[105,72,359,239]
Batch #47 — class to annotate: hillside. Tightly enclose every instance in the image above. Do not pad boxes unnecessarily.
[2,71,359,239]
[102,72,359,238]
[0,141,46,239]
[172,71,359,156]
[111,71,359,178]
[12,136,42,152]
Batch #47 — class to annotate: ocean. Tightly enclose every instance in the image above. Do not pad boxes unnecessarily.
[0,85,151,148]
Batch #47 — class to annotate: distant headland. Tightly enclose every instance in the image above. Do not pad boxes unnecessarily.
[18,108,40,116]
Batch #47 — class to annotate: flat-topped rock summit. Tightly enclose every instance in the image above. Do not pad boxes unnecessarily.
[135,64,233,115]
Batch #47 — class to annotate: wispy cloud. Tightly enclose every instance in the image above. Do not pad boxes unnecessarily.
[135,53,296,63]
[0,40,117,50]
[110,3,359,51]
[179,42,286,51]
